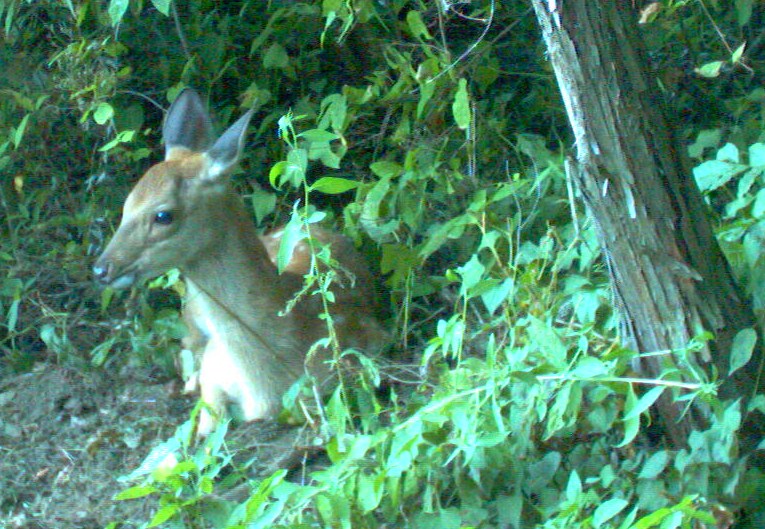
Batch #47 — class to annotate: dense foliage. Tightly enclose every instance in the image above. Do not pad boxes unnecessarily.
[1,0,765,527]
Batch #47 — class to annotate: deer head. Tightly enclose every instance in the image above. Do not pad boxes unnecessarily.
[93,89,254,289]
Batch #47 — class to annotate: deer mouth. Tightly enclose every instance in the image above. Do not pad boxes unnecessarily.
[107,272,138,290]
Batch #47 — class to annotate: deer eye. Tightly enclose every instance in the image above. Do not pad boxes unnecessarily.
[153,211,174,225]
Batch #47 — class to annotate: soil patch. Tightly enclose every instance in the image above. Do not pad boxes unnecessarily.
[0,364,193,528]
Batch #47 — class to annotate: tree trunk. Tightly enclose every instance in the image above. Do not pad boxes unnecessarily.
[530,1,762,448]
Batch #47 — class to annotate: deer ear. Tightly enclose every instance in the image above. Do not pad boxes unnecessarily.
[163,89,214,158]
[203,109,254,181]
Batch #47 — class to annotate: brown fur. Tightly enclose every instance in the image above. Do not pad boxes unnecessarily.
[93,90,388,435]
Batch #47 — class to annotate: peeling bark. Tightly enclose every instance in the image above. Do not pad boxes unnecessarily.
[531,1,762,448]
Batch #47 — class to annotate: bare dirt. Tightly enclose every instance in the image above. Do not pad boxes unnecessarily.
[0,362,313,528]
[0,364,189,527]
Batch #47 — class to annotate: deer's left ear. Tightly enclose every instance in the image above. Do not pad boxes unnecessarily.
[203,109,254,182]
[163,88,214,158]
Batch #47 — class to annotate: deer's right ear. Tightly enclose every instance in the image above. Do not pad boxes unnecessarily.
[163,89,214,159]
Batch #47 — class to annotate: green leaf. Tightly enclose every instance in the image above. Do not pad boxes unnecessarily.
[93,102,114,125]
[571,356,608,378]
[370,161,403,179]
[638,450,668,479]
[623,385,664,421]
[749,143,765,166]
[108,0,129,26]
[481,277,514,315]
[263,43,289,70]
[736,0,753,27]
[113,484,157,500]
[148,503,179,527]
[276,207,307,273]
[687,129,721,159]
[593,498,628,528]
[310,177,359,194]
[692,160,747,193]
[732,42,746,64]
[251,186,276,224]
[269,160,287,188]
[717,142,740,163]
[618,384,640,447]
[12,114,29,148]
[730,327,756,376]
[694,60,724,78]
[406,10,432,40]
[150,0,171,15]
[456,254,485,299]
[452,78,470,130]
[299,129,339,142]
[566,470,582,500]
[99,130,135,152]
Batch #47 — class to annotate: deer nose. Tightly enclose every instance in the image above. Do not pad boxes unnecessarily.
[92,261,112,283]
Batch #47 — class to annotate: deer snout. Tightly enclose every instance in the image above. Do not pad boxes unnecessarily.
[92,257,114,284]
[92,256,137,289]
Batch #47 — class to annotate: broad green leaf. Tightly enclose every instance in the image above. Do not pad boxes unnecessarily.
[148,503,179,527]
[319,93,347,131]
[12,114,29,148]
[269,160,287,188]
[150,0,171,15]
[251,186,276,224]
[693,160,747,192]
[732,42,746,64]
[753,189,765,218]
[281,148,308,187]
[299,129,339,142]
[310,177,359,194]
[406,10,432,40]
[99,130,135,152]
[730,327,756,375]
[452,78,470,130]
[113,484,157,500]
[638,450,668,479]
[618,384,640,447]
[593,498,628,528]
[370,160,403,179]
[527,316,567,367]
[749,143,765,166]
[263,43,289,70]
[694,60,724,78]
[623,385,664,421]
[566,470,582,500]
[357,471,384,513]
[481,277,514,315]
[108,0,129,26]
[717,142,740,163]
[736,0,753,27]
[687,129,721,159]
[276,207,307,273]
[417,78,435,119]
[571,356,608,378]
[93,102,114,125]
[456,254,485,299]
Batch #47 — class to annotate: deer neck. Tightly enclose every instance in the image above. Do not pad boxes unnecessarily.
[180,190,300,330]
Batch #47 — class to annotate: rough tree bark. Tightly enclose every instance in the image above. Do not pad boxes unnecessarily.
[531,1,762,448]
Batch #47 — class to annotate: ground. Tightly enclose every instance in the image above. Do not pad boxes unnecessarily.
[0,362,311,528]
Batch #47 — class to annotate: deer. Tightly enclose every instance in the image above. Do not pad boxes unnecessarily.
[93,89,388,436]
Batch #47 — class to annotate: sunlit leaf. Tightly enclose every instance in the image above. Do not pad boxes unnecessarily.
[150,0,171,15]
[310,177,359,194]
[593,498,629,528]
[730,327,756,375]
[108,0,129,26]
[452,78,470,130]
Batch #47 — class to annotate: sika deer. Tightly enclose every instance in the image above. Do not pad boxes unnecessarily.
[93,89,387,435]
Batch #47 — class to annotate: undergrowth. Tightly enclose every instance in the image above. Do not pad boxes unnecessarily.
[2,0,765,528]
